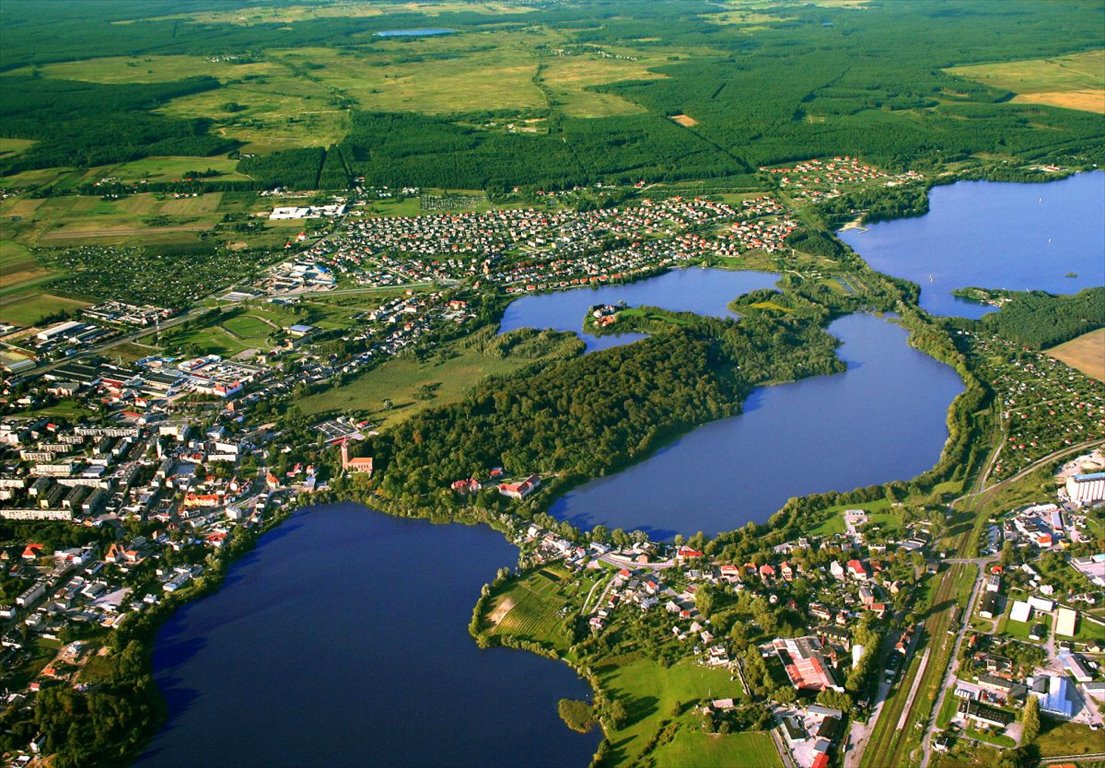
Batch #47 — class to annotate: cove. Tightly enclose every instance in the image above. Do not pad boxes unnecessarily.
[839,171,1105,318]
[136,504,600,768]
[549,313,964,538]
[498,267,781,352]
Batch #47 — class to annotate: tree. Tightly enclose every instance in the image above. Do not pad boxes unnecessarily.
[608,699,628,729]
[557,699,595,733]
[1021,695,1040,745]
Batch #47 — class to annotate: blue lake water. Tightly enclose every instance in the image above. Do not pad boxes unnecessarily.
[137,505,600,768]
[499,267,781,352]
[839,171,1105,318]
[549,313,964,538]
[375,28,456,37]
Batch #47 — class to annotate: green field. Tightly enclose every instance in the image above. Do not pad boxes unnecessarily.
[652,730,781,768]
[299,329,580,427]
[10,54,282,84]
[808,498,897,536]
[597,655,758,767]
[0,292,89,326]
[0,137,36,159]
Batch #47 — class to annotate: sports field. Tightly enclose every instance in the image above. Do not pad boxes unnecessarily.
[948,49,1105,114]
[1046,328,1105,382]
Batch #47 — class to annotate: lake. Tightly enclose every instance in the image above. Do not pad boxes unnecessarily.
[375,28,456,37]
[549,313,964,538]
[499,267,781,352]
[136,505,600,768]
[839,171,1105,318]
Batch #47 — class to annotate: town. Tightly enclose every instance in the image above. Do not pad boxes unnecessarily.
[0,161,1102,768]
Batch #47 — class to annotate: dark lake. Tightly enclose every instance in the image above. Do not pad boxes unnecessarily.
[375,28,456,37]
[839,171,1105,318]
[136,505,600,768]
[549,313,964,538]
[498,267,781,352]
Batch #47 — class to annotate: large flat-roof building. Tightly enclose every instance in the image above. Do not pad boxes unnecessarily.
[1066,472,1105,504]
[1055,607,1078,637]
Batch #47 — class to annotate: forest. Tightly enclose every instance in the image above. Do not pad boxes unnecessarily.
[0,76,235,173]
[977,287,1105,349]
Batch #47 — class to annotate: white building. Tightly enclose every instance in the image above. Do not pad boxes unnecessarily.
[1066,472,1105,504]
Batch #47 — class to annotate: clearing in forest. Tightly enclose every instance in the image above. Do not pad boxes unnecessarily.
[947,49,1105,114]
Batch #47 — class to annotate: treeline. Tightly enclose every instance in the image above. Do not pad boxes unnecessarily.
[0,76,235,174]
[978,287,1105,349]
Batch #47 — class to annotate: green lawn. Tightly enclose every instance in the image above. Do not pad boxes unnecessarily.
[652,730,782,768]
[809,499,896,537]
[1035,717,1105,757]
[597,655,748,767]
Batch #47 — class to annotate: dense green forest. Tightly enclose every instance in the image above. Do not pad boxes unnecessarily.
[0,76,235,172]
[977,287,1105,349]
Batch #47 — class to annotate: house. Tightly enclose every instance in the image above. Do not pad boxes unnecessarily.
[978,592,1001,619]
[719,564,741,583]
[676,546,704,563]
[985,573,1001,593]
[846,559,868,580]
[830,561,846,581]
[759,563,776,581]
[499,474,540,500]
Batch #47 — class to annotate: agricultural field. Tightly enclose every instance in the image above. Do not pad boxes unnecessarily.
[596,654,753,767]
[0,240,50,290]
[155,70,352,152]
[1035,717,1105,758]
[0,138,35,160]
[0,192,226,247]
[537,47,679,118]
[1046,328,1105,383]
[483,564,598,649]
[947,49,1105,114]
[269,39,548,116]
[0,292,89,327]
